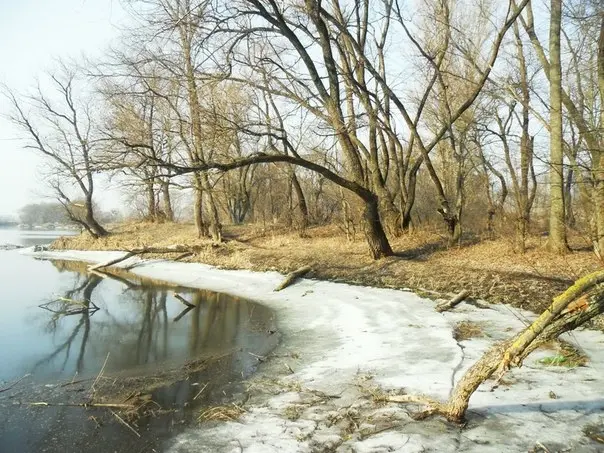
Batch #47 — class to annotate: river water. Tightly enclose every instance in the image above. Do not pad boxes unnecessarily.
[0,228,278,452]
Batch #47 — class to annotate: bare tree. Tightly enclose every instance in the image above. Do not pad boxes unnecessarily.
[3,66,108,238]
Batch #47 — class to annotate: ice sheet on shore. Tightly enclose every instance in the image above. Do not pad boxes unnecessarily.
[27,249,604,452]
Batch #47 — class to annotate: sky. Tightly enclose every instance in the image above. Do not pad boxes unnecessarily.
[0,0,128,218]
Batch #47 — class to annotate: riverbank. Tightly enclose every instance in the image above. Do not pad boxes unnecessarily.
[51,222,601,313]
[26,248,604,452]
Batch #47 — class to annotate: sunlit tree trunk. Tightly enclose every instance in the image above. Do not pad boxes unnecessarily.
[546,0,567,253]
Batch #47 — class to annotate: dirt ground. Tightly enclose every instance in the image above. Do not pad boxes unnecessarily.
[51,222,602,313]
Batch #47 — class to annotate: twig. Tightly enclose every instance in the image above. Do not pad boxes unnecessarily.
[26,402,135,409]
[110,409,141,437]
[0,374,31,393]
[193,382,209,400]
[248,352,266,362]
[91,352,110,393]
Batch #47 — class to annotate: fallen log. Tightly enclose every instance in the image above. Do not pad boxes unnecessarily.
[87,246,196,272]
[435,290,471,312]
[387,270,604,423]
[88,251,138,272]
[274,265,312,291]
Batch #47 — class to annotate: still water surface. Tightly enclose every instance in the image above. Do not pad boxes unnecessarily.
[0,228,278,452]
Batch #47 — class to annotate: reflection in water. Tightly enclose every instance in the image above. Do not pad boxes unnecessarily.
[0,257,278,453]
[23,260,276,383]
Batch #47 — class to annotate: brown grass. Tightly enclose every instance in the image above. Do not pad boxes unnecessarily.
[198,403,246,422]
[452,321,485,341]
[51,221,603,313]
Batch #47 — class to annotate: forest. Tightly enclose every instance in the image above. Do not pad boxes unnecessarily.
[3,0,603,261]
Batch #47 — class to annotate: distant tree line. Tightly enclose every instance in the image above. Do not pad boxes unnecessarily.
[17,202,120,228]
[2,0,603,258]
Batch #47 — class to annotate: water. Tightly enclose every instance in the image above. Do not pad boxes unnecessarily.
[0,228,279,452]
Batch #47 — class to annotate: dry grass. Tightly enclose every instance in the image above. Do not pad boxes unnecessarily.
[452,321,486,341]
[51,221,603,313]
[198,403,246,422]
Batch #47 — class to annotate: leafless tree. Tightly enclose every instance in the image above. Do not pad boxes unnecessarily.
[3,66,108,238]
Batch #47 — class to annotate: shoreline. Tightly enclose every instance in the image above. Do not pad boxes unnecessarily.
[25,248,604,452]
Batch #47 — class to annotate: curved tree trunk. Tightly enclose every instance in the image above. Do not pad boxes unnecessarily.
[291,169,309,232]
[362,194,394,259]
[85,199,108,238]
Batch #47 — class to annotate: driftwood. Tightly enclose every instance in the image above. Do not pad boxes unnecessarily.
[174,293,195,308]
[387,270,604,422]
[274,266,312,291]
[435,290,471,312]
[87,246,196,272]
[88,251,138,271]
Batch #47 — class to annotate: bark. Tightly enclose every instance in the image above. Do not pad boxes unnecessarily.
[84,197,108,238]
[203,174,222,242]
[546,0,567,254]
[290,169,309,231]
[161,179,174,222]
[595,17,604,255]
[362,195,394,259]
[193,177,208,238]
[146,181,157,221]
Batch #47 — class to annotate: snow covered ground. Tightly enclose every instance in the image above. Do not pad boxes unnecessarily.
[26,249,604,452]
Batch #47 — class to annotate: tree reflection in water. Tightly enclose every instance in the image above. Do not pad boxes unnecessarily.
[34,260,276,390]
[2,262,277,453]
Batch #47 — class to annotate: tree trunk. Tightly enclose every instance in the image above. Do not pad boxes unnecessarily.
[291,169,309,232]
[162,180,174,222]
[362,195,394,259]
[203,174,222,242]
[193,178,208,238]
[565,168,576,228]
[595,17,604,256]
[546,0,567,254]
[85,198,108,238]
[146,181,157,221]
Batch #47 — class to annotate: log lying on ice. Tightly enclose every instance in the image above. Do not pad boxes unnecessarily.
[87,246,196,272]
[386,269,604,423]
[435,290,471,312]
[274,266,312,291]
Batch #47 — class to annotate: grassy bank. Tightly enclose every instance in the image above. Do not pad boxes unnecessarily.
[51,222,601,313]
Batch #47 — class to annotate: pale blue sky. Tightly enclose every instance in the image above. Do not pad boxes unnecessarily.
[0,0,127,218]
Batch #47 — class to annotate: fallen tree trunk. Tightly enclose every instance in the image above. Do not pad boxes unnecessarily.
[435,290,470,312]
[274,266,312,291]
[87,246,196,272]
[388,270,604,422]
